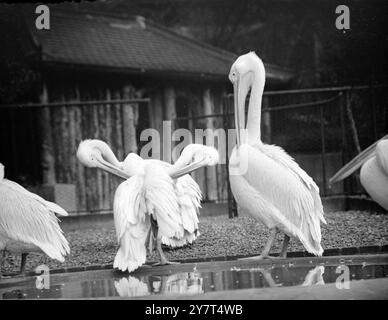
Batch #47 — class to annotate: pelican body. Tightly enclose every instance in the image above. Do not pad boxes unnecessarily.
[228,52,326,258]
[77,140,219,272]
[330,135,388,210]
[0,163,70,276]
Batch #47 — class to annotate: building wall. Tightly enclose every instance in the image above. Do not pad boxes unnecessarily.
[35,71,230,214]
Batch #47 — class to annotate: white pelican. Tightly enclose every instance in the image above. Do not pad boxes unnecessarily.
[0,163,70,277]
[330,134,388,210]
[77,140,219,272]
[228,52,326,259]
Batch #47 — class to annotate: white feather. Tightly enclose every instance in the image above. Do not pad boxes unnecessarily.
[0,179,70,261]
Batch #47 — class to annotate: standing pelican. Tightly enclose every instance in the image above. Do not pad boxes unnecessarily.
[0,163,70,277]
[77,140,218,272]
[228,52,326,259]
[330,134,388,210]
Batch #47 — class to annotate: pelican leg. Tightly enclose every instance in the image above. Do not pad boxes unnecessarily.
[153,238,180,266]
[239,228,278,260]
[19,253,28,275]
[279,234,290,258]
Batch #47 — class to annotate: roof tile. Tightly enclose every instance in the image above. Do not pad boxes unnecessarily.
[26,10,292,82]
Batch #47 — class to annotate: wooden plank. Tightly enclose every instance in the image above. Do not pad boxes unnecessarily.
[122,84,138,155]
[203,88,218,201]
[74,86,87,212]
[148,88,163,160]
[113,89,124,161]
[91,87,104,211]
[105,88,117,207]
[192,88,207,199]
[50,88,64,184]
[213,88,228,202]
[81,88,95,212]
[67,89,77,183]
[39,83,56,185]
[96,89,109,210]
[163,86,176,164]
[60,93,71,183]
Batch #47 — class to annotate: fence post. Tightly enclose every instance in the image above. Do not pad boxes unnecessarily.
[345,91,361,154]
[223,95,238,218]
[122,85,138,155]
[203,88,218,201]
[339,91,349,199]
[319,105,327,196]
[262,96,271,143]
[39,82,56,185]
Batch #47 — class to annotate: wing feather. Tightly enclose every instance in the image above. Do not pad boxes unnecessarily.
[256,143,325,224]
[113,176,150,272]
[0,180,70,261]
[145,159,202,247]
[232,144,325,256]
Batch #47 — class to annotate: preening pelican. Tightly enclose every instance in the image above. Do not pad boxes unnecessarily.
[77,140,219,272]
[228,52,326,259]
[330,134,388,210]
[0,163,70,277]
[114,272,203,297]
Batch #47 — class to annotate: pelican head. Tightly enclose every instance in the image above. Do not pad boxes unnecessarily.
[76,139,129,179]
[229,52,265,146]
[168,144,219,178]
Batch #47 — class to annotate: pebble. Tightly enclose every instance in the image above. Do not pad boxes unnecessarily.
[1,210,387,274]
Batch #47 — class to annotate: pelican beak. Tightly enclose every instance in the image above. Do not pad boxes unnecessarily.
[329,141,378,184]
[95,155,130,180]
[169,158,207,179]
[233,75,249,147]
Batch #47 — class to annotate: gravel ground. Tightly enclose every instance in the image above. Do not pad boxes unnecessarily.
[1,210,388,274]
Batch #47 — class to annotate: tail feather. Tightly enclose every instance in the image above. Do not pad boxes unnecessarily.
[113,231,147,273]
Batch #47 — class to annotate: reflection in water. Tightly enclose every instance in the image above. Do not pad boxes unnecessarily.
[302,266,325,286]
[1,263,387,299]
[115,277,149,297]
[115,272,203,297]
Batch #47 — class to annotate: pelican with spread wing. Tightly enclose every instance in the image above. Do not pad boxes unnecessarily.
[0,163,70,277]
[228,52,326,259]
[330,134,388,210]
[77,140,218,272]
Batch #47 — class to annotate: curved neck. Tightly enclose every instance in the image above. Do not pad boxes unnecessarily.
[246,72,264,144]
[93,141,122,166]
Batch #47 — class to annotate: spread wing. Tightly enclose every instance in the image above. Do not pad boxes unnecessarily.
[162,174,202,247]
[113,175,150,272]
[145,159,202,247]
[0,179,70,261]
[113,163,183,272]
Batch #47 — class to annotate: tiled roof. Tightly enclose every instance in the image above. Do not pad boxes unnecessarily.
[25,10,292,83]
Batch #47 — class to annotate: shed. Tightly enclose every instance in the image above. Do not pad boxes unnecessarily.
[0,8,293,214]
